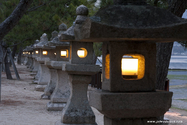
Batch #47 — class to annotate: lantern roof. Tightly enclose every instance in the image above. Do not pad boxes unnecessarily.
[71,4,187,42]
[34,33,55,49]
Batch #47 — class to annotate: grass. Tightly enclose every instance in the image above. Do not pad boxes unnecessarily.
[167,75,187,80]
[171,106,187,112]
[177,99,187,102]
[170,84,187,89]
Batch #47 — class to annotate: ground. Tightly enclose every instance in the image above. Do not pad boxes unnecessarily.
[0,65,186,125]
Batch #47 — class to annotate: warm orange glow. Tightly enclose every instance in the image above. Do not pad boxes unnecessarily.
[35,50,39,54]
[43,51,48,55]
[105,54,110,79]
[77,48,87,58]
[61,49,68,58]
[121,58,138,76]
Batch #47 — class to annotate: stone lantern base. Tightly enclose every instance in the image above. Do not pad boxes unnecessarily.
[46,61,70,111]
[89,90,173,125]
[55,64,100,125]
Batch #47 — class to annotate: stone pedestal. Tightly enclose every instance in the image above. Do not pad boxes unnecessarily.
[55,64,99,125]
[35,57,50,91]
[33,62,41,80]
[55,75,97,125]
[89,90,173,125]
[30,59,39,76]
[47,61,70,111]
[41,61,58,99]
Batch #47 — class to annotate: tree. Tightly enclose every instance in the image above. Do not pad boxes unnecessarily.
[98,0,187,90]
[0,0,97,48]
[153,0,187,90]
[0,0,33,42]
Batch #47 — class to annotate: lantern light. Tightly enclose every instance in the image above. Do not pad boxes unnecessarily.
[61,49,68,58]
[35,50,39,54]
[54,53,56,55]
[77,48,87,58]
[43,51,48,55]
[121,58,138,79]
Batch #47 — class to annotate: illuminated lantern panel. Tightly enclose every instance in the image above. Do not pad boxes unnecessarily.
[61,49,68,58]
[23,52,26,54]
[43,51,48,55]
[54,53,57,55]
[105,54,110,79]
[121,58,138,79]
[35,50,39,54]
[121,54,145,80]
[77,48,87,58]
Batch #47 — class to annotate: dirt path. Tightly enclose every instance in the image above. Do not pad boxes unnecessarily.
[0,65,186,125]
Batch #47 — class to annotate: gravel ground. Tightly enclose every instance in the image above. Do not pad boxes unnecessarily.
[0,65,187,125]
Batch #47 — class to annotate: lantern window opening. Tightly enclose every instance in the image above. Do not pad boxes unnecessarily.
[105,54,110,79]
[35,50,39,54]
[60,49,68,58]
[43,50,48,55]
[77,48,87,58]
[121,54,145,80]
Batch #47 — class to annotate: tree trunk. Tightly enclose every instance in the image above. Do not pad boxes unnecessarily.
[0,0,33,41]
[156,0,187,90]
[0,43,3,102]
[4,53,13,79]
[11,44,17,60]
[17,46,23,65]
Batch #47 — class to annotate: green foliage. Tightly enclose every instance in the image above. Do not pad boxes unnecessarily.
[0,0,98,51]
[93,42,102,56]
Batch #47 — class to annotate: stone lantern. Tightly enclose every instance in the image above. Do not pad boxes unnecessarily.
[30,40,40,76]
[24,45,33,69]
[55,5,100,125]
[69,1,187,125]
[42,25,71,111]
[33,33,56,91]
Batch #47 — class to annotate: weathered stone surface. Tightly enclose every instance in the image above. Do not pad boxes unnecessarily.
[76,5,88,16]
[102,41,156,92]
[50,70,70,103]
[36,64,50,85]
[104,116,167,125]
[59,75,96,125]
[41,68,57,99]
[35,85,47,92]
[47,69,70,111]
[72,5,187,42]
[62,64,100,75]
[89,90,173,118]
[34,33,48,48]
[51,61,70,69]
[69,42,94,65]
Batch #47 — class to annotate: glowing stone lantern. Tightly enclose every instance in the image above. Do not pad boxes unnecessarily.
[77,48,87,58]
[60,49,68,58]
[42,50,48,55]
[35,50,39,54]
[67,0,187,125]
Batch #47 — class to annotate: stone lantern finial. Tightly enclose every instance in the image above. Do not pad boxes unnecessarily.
[76,5,89,16]
[113,0,146,5]
[59,23,67,32]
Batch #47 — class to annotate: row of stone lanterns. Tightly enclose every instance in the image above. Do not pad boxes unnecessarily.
[22,1,187,125]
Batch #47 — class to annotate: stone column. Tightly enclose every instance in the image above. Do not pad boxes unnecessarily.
[55,5,100,125]
[41,67,58,99]
[47,62,70,111]
[56,75,96,125]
